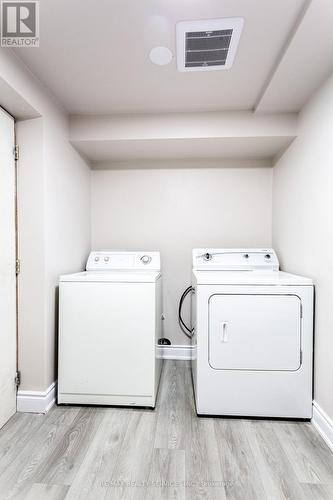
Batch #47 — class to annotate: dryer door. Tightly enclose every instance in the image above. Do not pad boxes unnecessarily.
[209,294,301,371]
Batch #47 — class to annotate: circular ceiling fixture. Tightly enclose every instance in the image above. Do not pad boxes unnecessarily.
[149,46,173,66]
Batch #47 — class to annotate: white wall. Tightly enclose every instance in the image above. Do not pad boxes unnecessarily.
[1,50,91,392]
[273,71,333,421]
[17,118,45,390]
[43,112,91,389]
[92,165,272,345]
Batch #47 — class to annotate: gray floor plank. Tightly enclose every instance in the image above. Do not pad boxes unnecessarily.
[0,361,333,500]
[245,419,309,500]
[154,361,186,450]
[185,367,227,500]
[103,411,157,500]
[0,413,44,466]
[300,482,333,500]
[36,407,104,486]
[0,407,80,499]
[65,409,131,500]
[43,405,81,427]
[297,423,333,486]
[243,420,284,500]
[274,421,323,484]
[24,482,69,500]
[147,448,185,500]
[186,417,227,500]
[214,419,266,500]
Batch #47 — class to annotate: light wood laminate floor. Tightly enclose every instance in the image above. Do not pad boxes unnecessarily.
[1,361,333,499]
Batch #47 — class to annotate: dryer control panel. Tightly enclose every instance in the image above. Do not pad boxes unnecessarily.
[192,248,279,271]
[86,251,161,271]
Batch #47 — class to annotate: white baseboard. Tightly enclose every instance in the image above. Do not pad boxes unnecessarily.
[312,400,333,452]
[157,344,194,360]
[17,381,57,414]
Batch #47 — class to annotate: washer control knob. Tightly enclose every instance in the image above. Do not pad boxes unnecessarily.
[104,256,110,262]
[243,254,249,259]
[141,255,152,265]
[94,256,100,262]
[265,254,271,259]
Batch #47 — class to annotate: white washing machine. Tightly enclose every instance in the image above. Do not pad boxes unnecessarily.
[58,251,163,408]
[191,248,314,418]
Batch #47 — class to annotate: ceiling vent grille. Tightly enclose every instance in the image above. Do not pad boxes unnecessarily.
[176,18,244,72]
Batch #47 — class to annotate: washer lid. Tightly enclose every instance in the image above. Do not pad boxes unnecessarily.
[193,270,313,286]
[60,270,161,283]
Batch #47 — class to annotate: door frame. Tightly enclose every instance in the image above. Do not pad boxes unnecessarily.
[0,104,19,409]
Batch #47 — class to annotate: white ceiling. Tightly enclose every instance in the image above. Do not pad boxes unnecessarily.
[13,0,313,114]
[11,0,333,164]
[256,0,333,112]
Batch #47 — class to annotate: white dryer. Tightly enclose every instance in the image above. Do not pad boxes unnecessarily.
[191,248,314,418]
[58,251,162,408]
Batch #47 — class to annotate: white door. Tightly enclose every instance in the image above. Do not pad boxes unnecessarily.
[0,107,17,428]
[209,294,301,371]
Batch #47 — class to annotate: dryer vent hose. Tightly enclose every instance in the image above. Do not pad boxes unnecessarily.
[178,286,194,339]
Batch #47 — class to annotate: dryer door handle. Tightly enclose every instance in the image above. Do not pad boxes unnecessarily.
[220,321,229,343]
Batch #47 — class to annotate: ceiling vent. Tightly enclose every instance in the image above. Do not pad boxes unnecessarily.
[176,18,244,72]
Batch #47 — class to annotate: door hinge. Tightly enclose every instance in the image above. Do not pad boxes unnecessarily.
[13,145,19,161]
[300,350,303,365]
[16,258,20,275]
[300,303,303,318]
[15,371,21,387]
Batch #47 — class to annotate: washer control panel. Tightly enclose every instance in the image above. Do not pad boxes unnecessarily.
[193,248,279,271]
[86,251,160,271]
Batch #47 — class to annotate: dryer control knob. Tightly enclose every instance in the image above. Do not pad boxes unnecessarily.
[141,255,152,265]
[94,256,100,262]
[104,256,110,262]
